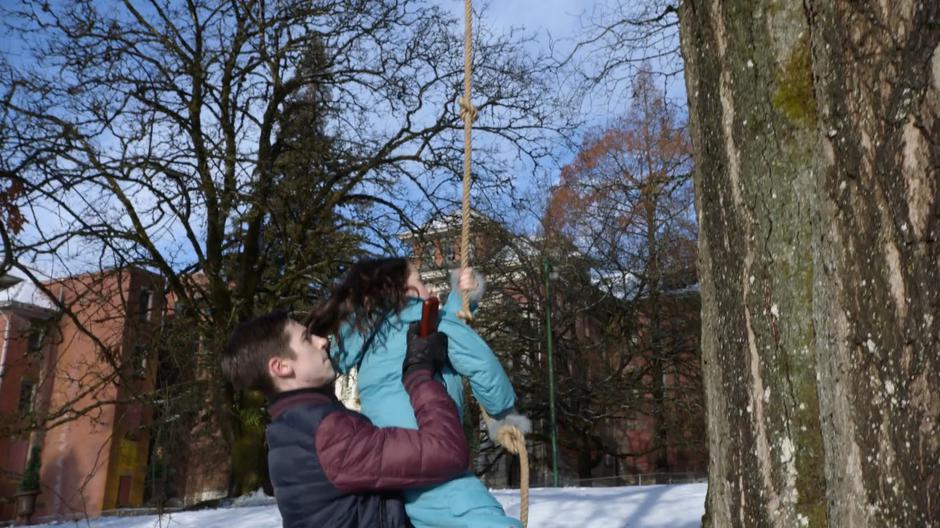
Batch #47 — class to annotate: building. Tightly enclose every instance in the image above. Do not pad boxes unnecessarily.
[148,285,231,509]
[0,265,369,523]
[0,274,57,522]
[0,267,163,523]
[401,212,706,486]
[400,210,505,293]
[580,278,705,482]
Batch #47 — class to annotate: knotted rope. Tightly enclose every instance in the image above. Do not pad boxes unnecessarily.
[481,408,530,527]
[457,0,476,322]
[457,2,529,525]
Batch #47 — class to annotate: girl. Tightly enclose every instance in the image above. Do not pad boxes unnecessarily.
[310,257,529,528]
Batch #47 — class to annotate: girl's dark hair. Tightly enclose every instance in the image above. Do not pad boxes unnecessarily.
[307,257,412,337]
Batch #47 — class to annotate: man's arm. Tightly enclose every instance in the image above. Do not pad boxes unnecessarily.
[315,368,469,494]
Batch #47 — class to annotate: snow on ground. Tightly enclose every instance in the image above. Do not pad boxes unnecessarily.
[31,483,706,528]
[492,484,705,527]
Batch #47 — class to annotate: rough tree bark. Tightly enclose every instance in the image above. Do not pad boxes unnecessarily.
[679,1,939,526]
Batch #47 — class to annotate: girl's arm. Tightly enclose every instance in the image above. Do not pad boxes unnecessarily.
[438,318,516,418]
[440,268,532,434]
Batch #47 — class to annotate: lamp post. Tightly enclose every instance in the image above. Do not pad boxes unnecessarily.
[543,258,560,487]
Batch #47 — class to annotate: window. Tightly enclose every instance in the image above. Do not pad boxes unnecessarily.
[26,324,46,353]
[18,380,35,414]
[138,289,153,321]
[446,242,459,266]
[117,475,133,507]
[133,345,149,379]
[422,243,436,265]
[429,242,444,267]
[123,405,143,438]
[604,454,616,468]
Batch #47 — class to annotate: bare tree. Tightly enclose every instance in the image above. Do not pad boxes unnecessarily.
[465,213,700,484]
[0,0,570,497]
[557,0,682,115]
[544,66,697,473]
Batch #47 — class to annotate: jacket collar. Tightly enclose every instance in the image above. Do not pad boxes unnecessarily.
[267,385,337,419]
[337,298,425,360]
[399,297,425,322]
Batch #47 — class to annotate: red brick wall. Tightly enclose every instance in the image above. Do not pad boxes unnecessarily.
[0,268,164,523]
[0,311,42,521]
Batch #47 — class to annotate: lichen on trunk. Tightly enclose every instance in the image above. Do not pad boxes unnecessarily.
[678,0,939,526]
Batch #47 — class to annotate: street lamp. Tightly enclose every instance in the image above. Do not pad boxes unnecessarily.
[543,258,560,487]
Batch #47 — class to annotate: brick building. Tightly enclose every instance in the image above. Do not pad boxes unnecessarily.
[400,212,706,486]
[0,268,163,523]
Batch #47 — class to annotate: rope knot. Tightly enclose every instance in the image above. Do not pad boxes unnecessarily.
[496,424,525,455]
[459,96,478,123]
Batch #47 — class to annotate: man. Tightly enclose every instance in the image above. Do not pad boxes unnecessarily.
[221,311,468,528]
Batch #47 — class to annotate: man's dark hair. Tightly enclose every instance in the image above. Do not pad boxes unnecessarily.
[221,311,294,396]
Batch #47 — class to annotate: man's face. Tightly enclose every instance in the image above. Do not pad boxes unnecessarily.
[277,320,336,389]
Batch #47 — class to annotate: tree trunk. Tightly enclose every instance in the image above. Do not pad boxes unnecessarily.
[679,1,940,527]
[646,188,668,472]
[808,2,940,525]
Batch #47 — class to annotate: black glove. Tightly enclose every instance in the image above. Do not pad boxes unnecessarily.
[403,322,448,377]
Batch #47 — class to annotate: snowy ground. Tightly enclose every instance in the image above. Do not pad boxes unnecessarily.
[31,483,706,528]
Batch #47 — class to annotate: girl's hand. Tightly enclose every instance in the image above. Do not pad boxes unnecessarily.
[450,268,486,304]
[458,268,477,292]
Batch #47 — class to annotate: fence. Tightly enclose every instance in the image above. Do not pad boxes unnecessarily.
[565,472,706,487]
[502,471,707,489]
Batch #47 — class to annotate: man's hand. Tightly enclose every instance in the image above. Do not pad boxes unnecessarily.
[403,323,448,377]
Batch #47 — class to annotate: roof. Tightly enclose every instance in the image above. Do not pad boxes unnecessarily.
[399,209,494,240]
[0,275,22,290]
[0,271,59,318]
[592,270,642,300]
[592,269,700,301]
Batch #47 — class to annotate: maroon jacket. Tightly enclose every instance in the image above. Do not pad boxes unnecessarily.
[266,370,469,528]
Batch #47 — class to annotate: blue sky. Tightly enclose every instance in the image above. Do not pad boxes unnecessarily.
[2,0,686,276]
[466,0,599,39]
[437,0,687,222]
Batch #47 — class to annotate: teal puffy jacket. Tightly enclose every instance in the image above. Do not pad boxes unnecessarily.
[334,291,522,528]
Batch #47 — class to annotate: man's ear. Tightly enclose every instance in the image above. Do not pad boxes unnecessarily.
[268,355,293,380]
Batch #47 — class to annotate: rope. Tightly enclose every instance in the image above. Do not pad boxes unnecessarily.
[457,0,475,322]
[481,408,530,527]
[458,2,528,525]
[497,428,529,528]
